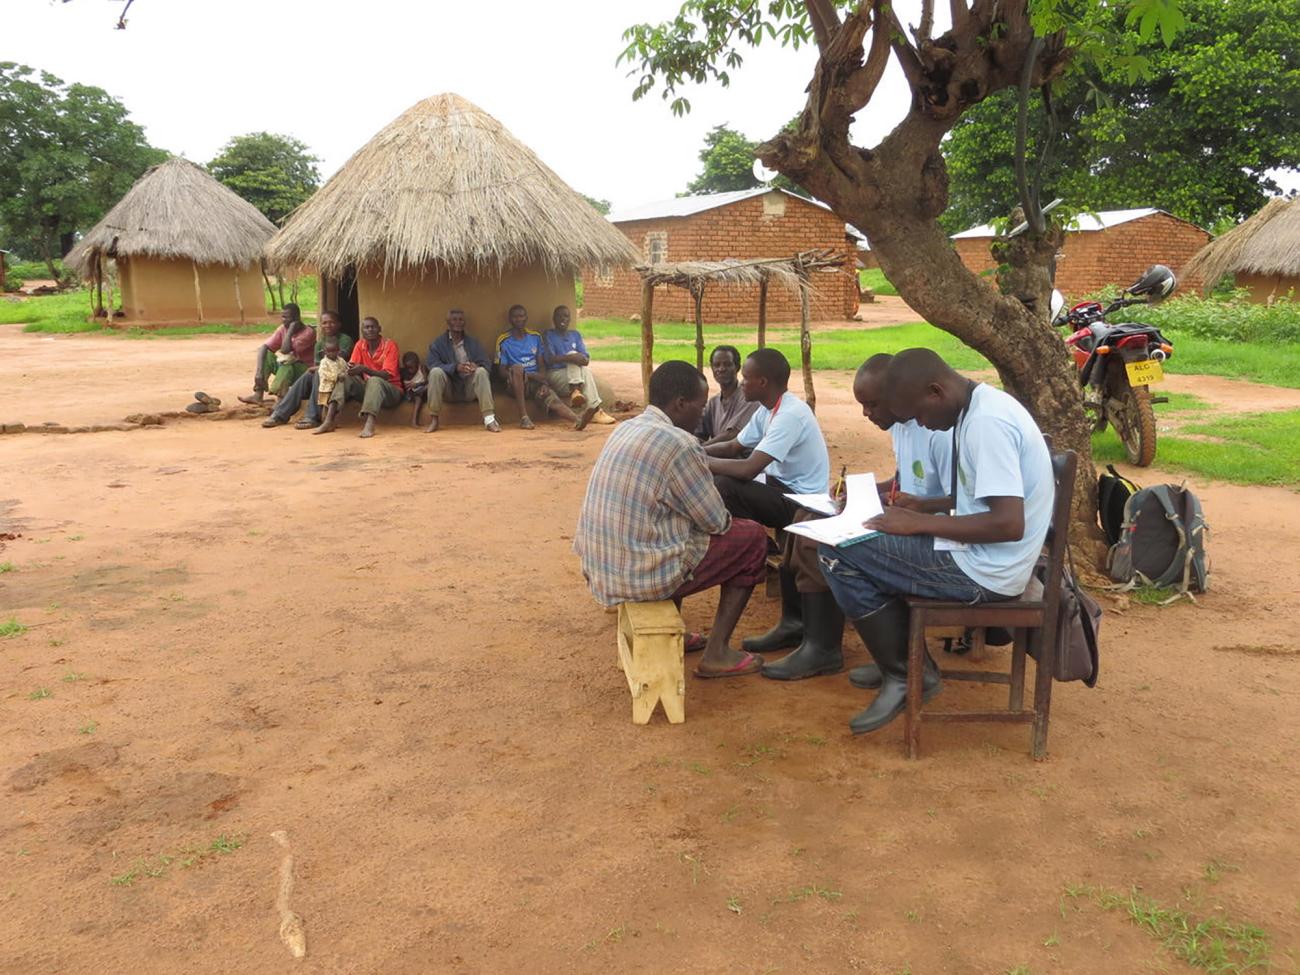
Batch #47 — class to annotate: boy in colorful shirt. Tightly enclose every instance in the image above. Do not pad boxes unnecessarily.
[496,304,595,430]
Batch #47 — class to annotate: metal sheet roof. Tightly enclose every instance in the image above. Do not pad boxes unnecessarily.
[951,207,1163,239]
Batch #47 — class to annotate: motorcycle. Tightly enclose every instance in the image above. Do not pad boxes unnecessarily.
[1051,264,1177,467]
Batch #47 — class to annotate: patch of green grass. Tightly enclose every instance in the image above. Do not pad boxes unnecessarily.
[3,277,316,334]
[1159,392,1214,414]
[0,562,14,573]
[783,884,842,904]
[1092,886,1270,974]
[1093,409,1300,487]
[1,619,28,639]
[109,833,246,888]
[585,318,990,372]
[78,719,97,735]
[858,267,900,296]
[62,671,84,683]
[1163,332,1300,389]
[28,688,52,700]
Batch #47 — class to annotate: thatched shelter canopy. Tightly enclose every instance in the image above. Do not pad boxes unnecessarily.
[66,157,276,275]
[1182,196,1300,292]
[265,93,639,279]
[637,250,845,293]
[635,249,848,409]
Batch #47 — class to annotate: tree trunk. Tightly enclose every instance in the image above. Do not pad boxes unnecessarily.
[40,236,58,281]
[764,124,1102,564]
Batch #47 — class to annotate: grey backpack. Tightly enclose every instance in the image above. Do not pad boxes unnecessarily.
[1106,484,1209,600]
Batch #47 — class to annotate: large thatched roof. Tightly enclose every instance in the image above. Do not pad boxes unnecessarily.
[1182,196,1300,292]
[67,157,276,274]
[265,93,639,278]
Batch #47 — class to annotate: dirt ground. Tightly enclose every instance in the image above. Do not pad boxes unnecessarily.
[2,324,1298,975]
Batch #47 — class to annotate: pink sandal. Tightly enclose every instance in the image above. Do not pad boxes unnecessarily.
[684,632,707,653]
[694,651,764,679]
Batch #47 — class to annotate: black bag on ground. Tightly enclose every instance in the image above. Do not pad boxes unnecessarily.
[1105,483,1210,597]
[1024,557,1101,687]
[1097,464,1139,545]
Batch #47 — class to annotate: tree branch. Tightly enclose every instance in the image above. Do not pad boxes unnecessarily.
[949,0,970,33]
[843,0,894,111]
[915,0,935,43]
[1014,35,1046,235]
[804,0,841,50]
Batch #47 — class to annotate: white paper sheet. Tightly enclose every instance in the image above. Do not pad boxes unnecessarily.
[784,473,884,547]
[783,492,840,517]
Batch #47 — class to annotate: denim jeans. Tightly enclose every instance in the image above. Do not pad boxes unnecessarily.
[817,533,1010,620]
[270,369,321,423]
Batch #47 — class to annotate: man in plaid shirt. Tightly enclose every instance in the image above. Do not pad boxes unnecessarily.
[575,361,767,678]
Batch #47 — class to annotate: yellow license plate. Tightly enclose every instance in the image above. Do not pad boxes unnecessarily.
[1125,359,1164,386]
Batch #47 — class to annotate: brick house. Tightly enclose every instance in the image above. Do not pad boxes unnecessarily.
[951,208,1211,300]
[581,188,860,323]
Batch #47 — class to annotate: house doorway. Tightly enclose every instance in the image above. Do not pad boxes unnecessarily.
[336,265,360,339]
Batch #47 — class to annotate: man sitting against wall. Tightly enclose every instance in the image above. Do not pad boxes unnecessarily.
[313,316,403,438]
[423,308,501,433]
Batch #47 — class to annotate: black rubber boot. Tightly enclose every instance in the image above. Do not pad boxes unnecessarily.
[761,590,844,680]
[742,569,803,652]
[848,653,942,692]
[848,600,941,736]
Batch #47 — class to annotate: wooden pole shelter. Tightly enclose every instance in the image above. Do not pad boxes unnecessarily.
[233,268,245,325]
[640,278,655,404]
[191,260,205,323]
[93,253,105,317]
[633,250,845,408]
[690,281,706,370]
[798,269,815,413]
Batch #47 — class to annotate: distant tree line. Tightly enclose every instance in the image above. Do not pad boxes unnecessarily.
[0,61,320,280]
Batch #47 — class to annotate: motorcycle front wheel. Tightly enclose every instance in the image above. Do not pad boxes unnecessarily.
[1107,381,1157,467]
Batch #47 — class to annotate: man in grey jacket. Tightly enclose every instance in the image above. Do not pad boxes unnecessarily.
[423,309,501,433]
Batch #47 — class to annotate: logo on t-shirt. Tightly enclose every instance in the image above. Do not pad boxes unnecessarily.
[911,459,925,479]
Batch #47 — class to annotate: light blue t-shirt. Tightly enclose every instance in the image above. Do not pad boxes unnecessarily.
[889,419,950,498]
[950,384,1053,596]
[737,392,830,495]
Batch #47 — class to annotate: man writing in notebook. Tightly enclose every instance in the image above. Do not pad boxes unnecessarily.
[750,353,952,682]
[818,348,1053,736]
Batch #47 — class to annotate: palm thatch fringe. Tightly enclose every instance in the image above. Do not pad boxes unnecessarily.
[636,250,847,293]
[66,157,276,275]
[265,93,639,279]
[1182,196,1300,292]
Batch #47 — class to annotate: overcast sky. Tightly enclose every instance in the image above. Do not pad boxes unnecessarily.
[5,0,923,211]
[7,0,1296,215]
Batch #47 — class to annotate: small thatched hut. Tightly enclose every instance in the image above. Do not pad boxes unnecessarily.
[67,157,276,323]
[1181,197,1300,302]
[265,93,639,352]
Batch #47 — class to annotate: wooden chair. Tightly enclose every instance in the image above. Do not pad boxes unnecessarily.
[902,449,1078,760]
[616,601,686,725]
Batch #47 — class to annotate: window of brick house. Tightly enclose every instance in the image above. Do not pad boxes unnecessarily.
[644,232,668,265]
[595,261,614,286]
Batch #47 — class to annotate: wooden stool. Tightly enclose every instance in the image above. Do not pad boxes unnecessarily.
[617,601,686,725]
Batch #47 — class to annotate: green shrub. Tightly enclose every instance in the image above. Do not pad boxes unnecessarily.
[1127,291,1300,344]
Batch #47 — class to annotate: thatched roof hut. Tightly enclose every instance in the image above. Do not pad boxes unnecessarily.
[1181,196,1300,302]
[266,93,639,351]
[67,157,275,323]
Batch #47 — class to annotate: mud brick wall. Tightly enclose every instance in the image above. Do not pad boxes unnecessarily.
[953,212,1211,301]
[581,193,859,323]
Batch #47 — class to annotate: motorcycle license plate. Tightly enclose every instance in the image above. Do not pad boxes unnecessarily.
[1125,359,1164,386]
